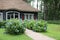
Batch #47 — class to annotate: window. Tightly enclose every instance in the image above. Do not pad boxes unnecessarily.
[6,11,20,20]
[24,14,34,20]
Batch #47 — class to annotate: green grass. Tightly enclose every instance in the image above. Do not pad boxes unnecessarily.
[42,21,60,40]
[0,28,32,40]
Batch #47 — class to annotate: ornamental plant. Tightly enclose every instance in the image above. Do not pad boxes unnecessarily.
[27,20,36,30]
[0,21,6,28]
[5,19,25,35]
[33,20,47,32]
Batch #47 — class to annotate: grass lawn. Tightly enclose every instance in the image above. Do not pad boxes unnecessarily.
[42,21,60,40]
[0,28,32,40]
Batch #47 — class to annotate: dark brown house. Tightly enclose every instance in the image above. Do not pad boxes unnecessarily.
[0,0,38,21]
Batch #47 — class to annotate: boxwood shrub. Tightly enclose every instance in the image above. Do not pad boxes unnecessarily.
[5,19,26,35]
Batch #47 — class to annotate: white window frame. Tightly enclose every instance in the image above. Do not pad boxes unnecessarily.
[24,13,34,20]
[6,11,20,20]
[0,12,3,21]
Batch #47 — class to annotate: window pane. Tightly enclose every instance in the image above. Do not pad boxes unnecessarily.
[30,15,32,19]
[7,11,20,20]
[15,14,18,18]
[11,14,13,18]
[7,14,10,19]
[26,15,28,19]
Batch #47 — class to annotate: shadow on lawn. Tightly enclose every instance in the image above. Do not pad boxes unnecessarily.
[3,30,24,36]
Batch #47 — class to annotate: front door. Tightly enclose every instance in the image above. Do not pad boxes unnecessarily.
[0,12,3,21]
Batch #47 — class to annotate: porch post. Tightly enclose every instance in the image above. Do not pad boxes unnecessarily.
[28,14,30,20]
[24,14,26,20]
[13,12,15,19]
[6,12,7,20]
[18,13,20,19]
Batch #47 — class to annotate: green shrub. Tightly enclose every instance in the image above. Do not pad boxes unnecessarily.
[23,20,29,28]
[5,19,25,35]
[33,20,47,32]
[27,20,36,30]
[0,21,6,28]
[23,20,47,32]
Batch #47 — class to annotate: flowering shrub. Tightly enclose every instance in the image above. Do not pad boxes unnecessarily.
[24,20,47,32]
[27,20,36,30]
[33,20,47,32]
[5,19,25,35]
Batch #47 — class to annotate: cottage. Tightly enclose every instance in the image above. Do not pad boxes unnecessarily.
[0,0,38,21]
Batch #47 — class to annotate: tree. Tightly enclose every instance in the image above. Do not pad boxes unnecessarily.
[42,0,60,20]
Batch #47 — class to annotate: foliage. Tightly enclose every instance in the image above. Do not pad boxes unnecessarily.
[0,21,6,28]
[42,0,60,20]
[24,20,47,32]
[33,20,47,32]
[5,19,25,35]
[23,20,29,28]
[48,20,60,24]
[27,20,36,30]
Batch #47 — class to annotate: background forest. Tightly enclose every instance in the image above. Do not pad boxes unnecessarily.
[24,0,60,20]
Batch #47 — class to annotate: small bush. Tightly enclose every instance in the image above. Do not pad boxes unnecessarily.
[0,21,6,28]
[33,20,47,32]
[5,19,25,35]
[27,20,36,30]
[23,20,29,28]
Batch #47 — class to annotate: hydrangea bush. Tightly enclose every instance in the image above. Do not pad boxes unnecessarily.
[33,20,47,32]
[24,20,47,32]
[5,19,25,35]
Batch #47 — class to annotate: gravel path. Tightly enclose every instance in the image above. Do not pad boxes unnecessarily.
[25,29,55,40]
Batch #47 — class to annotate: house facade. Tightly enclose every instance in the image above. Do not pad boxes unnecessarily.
[0,0,38,21]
